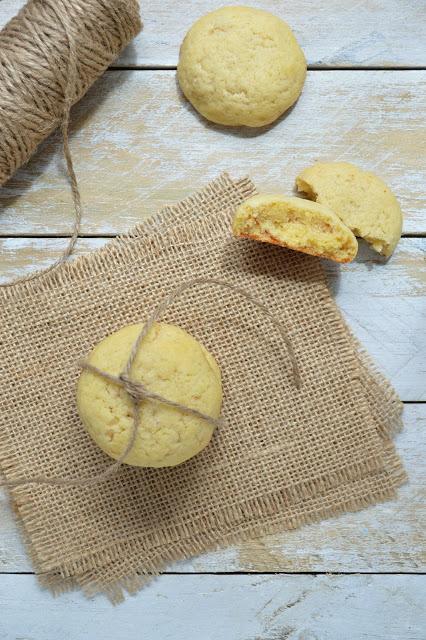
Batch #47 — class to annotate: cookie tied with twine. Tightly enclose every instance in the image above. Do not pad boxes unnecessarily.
[0,277,301,487]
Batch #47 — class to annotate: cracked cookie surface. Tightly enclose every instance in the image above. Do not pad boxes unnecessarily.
[177,6,306,127]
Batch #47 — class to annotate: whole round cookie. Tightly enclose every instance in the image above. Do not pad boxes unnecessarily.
[77,322,222,468]
[177,6,306,127]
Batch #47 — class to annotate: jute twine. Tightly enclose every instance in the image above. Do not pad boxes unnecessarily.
[0,1,301,489]
[0,0,142,286]
[1,277,301,488]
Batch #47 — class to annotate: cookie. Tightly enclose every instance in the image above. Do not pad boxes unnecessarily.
[296,162,403,256]
[77,322,222,468]
[177,6,306,127]
[232,194,358,263]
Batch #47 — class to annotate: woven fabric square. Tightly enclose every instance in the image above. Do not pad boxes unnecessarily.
[0,174,405,600]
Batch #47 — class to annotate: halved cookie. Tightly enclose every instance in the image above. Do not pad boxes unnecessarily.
[232,194,358,263]
[296,162,403,257]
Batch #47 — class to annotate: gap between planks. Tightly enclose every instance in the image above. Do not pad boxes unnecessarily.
[2,233,425,239]
[1,570,424,576]
[108,65,426,71]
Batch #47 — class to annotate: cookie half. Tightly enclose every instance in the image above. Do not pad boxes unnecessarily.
[232,194,358,263]
[296,162,403,256]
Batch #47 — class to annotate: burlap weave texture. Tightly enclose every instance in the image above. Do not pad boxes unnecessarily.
[0,174,405,601]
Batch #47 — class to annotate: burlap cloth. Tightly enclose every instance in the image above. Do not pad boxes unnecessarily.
[0,174,406,602]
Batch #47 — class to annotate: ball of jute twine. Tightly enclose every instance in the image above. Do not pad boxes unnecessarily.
[0,0,142,286]
[0,0,301,489]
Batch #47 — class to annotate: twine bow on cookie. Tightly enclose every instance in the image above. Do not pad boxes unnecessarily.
[1,278,301,489]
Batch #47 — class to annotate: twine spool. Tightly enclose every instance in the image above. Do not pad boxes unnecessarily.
[0,0,142,186]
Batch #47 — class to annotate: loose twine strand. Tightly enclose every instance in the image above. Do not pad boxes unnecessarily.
[1,278,301,489]
[0,2,82,288]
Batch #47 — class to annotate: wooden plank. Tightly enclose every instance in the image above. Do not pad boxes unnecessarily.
[0,381,424,573]
[1,1,425,68]
[0,574,425,639]
[1,237,425,399]
[0,70,424,236]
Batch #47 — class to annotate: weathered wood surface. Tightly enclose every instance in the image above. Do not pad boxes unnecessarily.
[0,70,425,236]
[1,0,425,68]
[0,1,425,630]
[1,237,424,400]
[1,574,425,639]
[1,394,424,575]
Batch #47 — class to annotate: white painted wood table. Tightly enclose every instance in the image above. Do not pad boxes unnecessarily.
[1,2,425,638]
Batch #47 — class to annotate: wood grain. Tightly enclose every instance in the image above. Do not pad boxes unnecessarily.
[0,393,424,574]
[0,70,424,236]
[1,574,425,639]
[1,237,424,399]
[1,0,425,68]
[0,0,424,629]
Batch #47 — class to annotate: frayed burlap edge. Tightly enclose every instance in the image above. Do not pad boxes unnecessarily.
[57,445,407,603]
